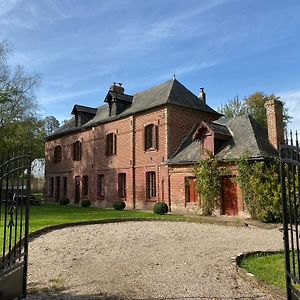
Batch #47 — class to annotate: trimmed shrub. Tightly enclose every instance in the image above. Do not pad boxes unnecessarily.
[59,197,70,205]
[153,202,169,215]
[81,199,91,207]
[113,200,126,210]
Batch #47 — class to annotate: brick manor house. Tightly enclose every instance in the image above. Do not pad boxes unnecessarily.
[45,79,283,216]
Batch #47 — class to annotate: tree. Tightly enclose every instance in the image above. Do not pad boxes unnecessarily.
[0,41,42,158]
[218,92,292,129]
[43,116,60,135]
[217,96,247,119]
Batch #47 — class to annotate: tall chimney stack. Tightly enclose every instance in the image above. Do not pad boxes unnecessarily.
[264,99,284,150]
[199,88,206,104]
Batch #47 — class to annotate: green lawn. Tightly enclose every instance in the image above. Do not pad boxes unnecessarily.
[0,203,248,254]
[240,252,287,290]
[28,203,190,234]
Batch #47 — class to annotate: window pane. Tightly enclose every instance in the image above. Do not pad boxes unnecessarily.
[82,176,88,197]
[98,175,104,197]
[118,173,126,198]
[63,177,67,196]
[50,177,54,197]
[146,172,156,198]
[145,124,154,150]
[106,133,116,156]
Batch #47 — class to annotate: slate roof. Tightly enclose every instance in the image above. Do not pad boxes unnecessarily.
[168,115,278,164]
[200,121,231,136]
[71,105,98,115]
[46,79,221,140]
[105,91,133,103]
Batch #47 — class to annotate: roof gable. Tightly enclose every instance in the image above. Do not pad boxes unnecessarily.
[168,115,278,165]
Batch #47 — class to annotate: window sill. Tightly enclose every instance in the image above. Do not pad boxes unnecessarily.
[146,198,157,202]
[145,148,157,152]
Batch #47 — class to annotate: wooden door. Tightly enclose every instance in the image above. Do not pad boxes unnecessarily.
[221,176,238,216]
[185,177,198,204]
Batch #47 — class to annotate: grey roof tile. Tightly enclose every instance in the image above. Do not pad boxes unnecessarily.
[71,105,97,115]
[168,115,278,164]
[47,79,221,139]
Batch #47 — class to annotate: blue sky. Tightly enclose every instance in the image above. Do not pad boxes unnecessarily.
[1,0,300,131]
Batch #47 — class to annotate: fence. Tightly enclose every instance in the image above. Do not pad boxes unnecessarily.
[0,153,31,300]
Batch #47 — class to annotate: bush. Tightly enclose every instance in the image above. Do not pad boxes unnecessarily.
[81,199,91,207]
[237,158,282,223]
[59,197,70,205]
[153,202,169,215]
[113,200,126,210]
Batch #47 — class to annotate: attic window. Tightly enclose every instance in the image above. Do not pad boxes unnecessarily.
[144,124,159,151]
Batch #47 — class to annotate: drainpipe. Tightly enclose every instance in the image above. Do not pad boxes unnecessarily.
[132,117,136,209]
[168,170,171,212]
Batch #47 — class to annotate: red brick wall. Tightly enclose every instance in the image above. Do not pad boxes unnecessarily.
[45,104,220,211]
[169,163,247,217]
[167,106,218,157]
[169,166,200,213]
[265,99,284,150]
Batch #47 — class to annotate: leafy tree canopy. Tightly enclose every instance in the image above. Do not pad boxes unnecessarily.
[218,92,292,129]
[0,41,59,159]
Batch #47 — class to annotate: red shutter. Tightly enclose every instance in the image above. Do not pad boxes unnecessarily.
[143,126,147,151]
[114,134,117,155]
[155,125,159,150]
[79,142,82,160]
[105,135,108,155]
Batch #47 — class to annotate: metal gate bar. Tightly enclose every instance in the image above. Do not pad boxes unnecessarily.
[0,153,31,300]
[281,131,300,300]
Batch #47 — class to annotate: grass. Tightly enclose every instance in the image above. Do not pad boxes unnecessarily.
[0,203,246,254]
[0,203,188,254]
[28,203,190,234]
[240,252,287,290]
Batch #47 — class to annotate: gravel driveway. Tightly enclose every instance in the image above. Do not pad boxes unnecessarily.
[27,221,283,300]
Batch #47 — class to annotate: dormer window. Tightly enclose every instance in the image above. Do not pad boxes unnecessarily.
[104,83,133,117]
[71,105,97,127]
[144,124,159,151]
[54,146,62,163]
[194,121,232,157]
[106,133,117,156]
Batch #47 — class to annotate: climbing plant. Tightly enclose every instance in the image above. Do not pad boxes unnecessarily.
[237,157,282,222]
[193,153,221,216]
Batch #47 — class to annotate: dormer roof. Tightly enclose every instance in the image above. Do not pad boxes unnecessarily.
[168,115,278,165]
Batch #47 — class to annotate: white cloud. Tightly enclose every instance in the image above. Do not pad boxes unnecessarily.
[0,0,21,16]
[279,89,300,132]
[38,88,99,105]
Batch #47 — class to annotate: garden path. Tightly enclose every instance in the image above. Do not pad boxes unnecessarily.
[27,221,283,300]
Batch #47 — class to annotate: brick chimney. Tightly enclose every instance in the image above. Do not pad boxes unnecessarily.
[264,99,284,149]
[199,88,206,104]
[110,82,124,94]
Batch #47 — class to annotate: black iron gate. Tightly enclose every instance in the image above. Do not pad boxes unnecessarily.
[0,153,31,300]
[281,132,300,300]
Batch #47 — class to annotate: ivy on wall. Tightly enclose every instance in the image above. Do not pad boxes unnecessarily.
[237,157,282,222]
[193,152,282,222]
[193,152,221,216]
